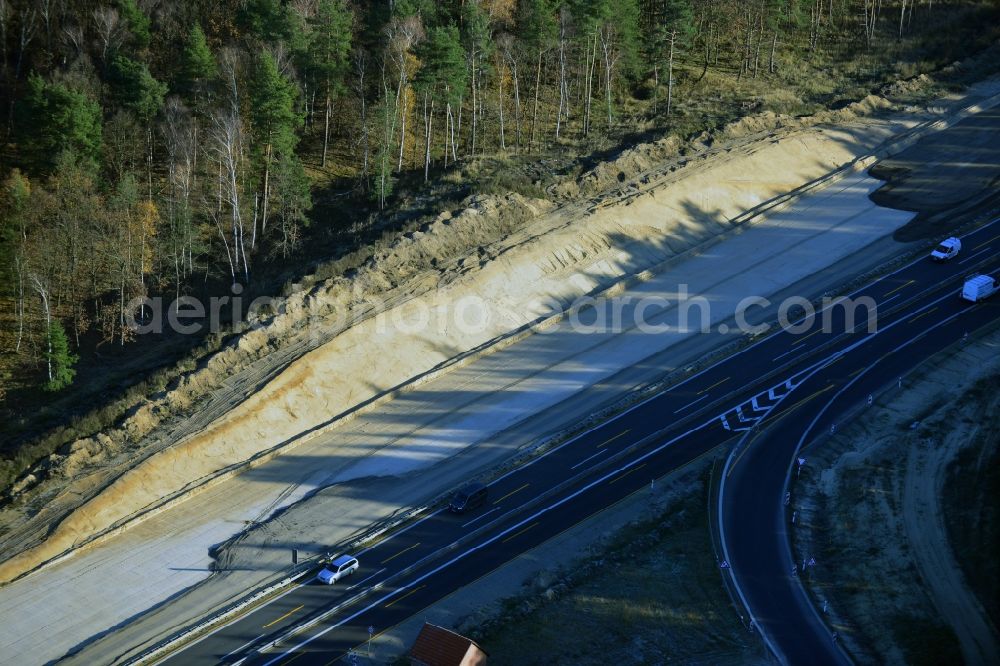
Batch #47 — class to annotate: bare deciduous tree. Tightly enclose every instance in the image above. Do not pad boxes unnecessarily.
[92,6,121,64]
[209,107,249,284]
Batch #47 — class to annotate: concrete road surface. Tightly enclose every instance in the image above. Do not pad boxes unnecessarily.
[4,84,1000,665]
[165,218,1000,666]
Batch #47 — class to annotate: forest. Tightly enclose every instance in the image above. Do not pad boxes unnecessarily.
[0,0,997,471]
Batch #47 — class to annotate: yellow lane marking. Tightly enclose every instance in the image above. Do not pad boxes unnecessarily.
[328,444,738,665]
[972,234,1000,251]
[790,328,823,347]
[908,306,938,324]
[727,384,836,477]
[882,279,915,298]
[493,483,530,505]
[381,542,421,565]
[610,462,648,485]
[597,429,630,448]
[385,584,426,609]
[502,522,539,544]
[848,367,864,377]
[263,604,304,629]
[698,376,731,395]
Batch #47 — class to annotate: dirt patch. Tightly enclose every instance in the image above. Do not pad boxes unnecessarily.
[556,89,901,202]
[943,377,1000,630]
[385,459,766,666]
[872,106,1000,241]
[3,74,1000,588]
[790,327,1000,665]
[0,99,924,585]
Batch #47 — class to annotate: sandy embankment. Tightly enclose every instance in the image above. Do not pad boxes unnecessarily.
[0,98,924,584]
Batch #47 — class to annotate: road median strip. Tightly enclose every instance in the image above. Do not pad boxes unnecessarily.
[129,96,1000,665]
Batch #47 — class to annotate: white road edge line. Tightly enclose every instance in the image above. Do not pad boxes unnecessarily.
[716,288,985,665]
[570,449,608,470]
[355,508,445,558]
[222,633,265,661]
[673,394,709,414]
[879,293,901,307]
[209,218,1000,659]
[772,346,803,363]
[340,216,1000,564]
[460,508,500,529]
[260,338,894,663]
[958,246,994,265]
[260,421,714,665]
[777,305,974,665]
[346,568,386,592]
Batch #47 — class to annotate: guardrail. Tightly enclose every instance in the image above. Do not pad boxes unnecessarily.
[64,82,1000,595]
[204,247,1000,663]
[130,92,1000,664]
[778,315,1000,665]
[136,213,999,665]
[711,258,1000,665]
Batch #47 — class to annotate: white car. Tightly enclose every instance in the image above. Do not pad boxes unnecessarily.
[930,237,961,261]
[316,555,359,584]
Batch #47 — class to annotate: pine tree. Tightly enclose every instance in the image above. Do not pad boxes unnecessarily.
[179,24,217,95]
[414,25,467,181]
[271,153,311,255]
[118,0,151,51]
[308,0,353,167]
[44,320,78,392]
[519,0,557,147]
[1,170,33,353]
[652,0,695,115]
[241,0,293,44]
[765,0,806,74]
[462,1,493,157]
[109,53,168,120]
[573,0,641,127]
[251,52,305,245]
[20,75,103,172]
[252,53,301,157]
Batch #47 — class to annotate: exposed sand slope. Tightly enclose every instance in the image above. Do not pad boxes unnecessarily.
[0,126,887,583]
[3,79,998,586]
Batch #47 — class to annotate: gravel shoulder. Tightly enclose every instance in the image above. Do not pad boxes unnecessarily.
[3,77,1000,666]
[370,455,766,666]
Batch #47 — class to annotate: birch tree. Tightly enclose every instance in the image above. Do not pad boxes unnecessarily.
[209,107,248,284]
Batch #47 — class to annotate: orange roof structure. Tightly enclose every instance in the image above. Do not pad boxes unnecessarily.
[407,623,489,666]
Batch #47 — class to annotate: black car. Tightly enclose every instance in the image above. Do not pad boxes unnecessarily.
[449,482,488,513]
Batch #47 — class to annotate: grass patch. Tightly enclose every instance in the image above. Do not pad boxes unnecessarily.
[889,613,963,666]
[466,470,760,665]
[942,373,1000,627]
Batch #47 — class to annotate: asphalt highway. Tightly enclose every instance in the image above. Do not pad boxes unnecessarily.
[162,216,1000,666]
[719,239,1000,665]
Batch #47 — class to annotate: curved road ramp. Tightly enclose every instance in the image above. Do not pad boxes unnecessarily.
[1,77,1000,665]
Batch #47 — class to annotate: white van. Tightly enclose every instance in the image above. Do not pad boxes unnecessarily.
[960,274,998,302]
[931,237,961,261]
